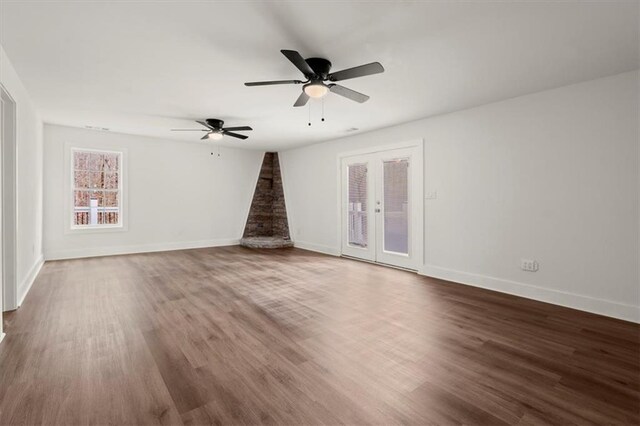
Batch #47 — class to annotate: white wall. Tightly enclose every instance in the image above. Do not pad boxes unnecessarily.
[0,45,44,314]
[44,125,263,260]
[281,71,639,322]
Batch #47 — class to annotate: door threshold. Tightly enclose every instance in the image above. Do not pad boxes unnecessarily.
[340,255,417,273]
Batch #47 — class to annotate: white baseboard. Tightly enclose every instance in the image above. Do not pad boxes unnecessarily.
[44,239,240,261]
[419,264,639,323]
[17,255,44,307]
[0,332,5,345]
[41,238,639,323]
[293,240,340,256]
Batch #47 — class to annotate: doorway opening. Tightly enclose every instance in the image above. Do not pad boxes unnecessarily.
[339,142,423,271]
[1,84,18,326]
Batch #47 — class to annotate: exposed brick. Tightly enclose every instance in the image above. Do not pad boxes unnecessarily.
[242,153,291,242]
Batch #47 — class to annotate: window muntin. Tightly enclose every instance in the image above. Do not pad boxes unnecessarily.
[71,149,122,228]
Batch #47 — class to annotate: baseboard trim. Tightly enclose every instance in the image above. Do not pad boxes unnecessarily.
[17,255,44,307]
[293,241,340,256]
[44,239,240,261]
[0,332,5,346]
[41,239,639,323]
[419,264,639,323]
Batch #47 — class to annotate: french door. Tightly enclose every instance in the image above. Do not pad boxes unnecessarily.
[341,146,422,270]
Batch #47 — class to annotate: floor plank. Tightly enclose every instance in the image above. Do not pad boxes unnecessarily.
[1,246,638,425]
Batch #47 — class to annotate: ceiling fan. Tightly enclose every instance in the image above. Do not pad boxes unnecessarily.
[171,119,252,140]
[245,50,384,107]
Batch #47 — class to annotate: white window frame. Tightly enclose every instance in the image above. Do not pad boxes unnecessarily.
[66,146,127,233]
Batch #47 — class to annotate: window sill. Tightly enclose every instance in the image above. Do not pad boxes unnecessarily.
[66,224,127,235]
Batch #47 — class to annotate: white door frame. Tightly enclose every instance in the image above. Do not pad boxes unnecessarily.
[0,87,3,337]
[337,139,424,270]
[1,84,18,314]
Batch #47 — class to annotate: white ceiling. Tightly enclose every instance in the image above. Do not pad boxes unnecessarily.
[1,1,638,150]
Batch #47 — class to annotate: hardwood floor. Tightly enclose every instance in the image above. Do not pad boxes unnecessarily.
[0,246,638,425]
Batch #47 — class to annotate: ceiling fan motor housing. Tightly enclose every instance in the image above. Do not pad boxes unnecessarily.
[206,118,224,129]
[305,58,332,79]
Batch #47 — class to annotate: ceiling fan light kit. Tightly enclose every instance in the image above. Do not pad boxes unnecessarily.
[207,131,224,140]
[303,81,329,98]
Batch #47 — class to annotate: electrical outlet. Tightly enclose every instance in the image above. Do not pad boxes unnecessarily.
[521,259,539,272]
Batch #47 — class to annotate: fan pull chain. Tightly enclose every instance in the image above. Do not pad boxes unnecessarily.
[321,97,325,122]
[209,145,222,158]
[308,102,312,126]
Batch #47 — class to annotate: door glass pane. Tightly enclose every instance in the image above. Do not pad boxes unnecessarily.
[348,163,368,248]
[383,159,409,254]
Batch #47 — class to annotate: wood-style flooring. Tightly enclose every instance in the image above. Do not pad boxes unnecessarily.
[0,246,638,425]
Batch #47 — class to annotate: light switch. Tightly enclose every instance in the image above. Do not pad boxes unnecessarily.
[425,191,437,200]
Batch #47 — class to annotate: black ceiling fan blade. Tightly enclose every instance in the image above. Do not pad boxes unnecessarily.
[196,120,216,130]
[224,131,248,140]
[245,79,303,87]
[293,91,310,107]
[328,62,384,82]
[223,126,252,132]
[171,129,209,131]
[201,133,211,140]
[281,50,316,77]
[329,84,370,103]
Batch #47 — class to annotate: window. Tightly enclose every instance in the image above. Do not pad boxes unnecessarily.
[71,148,122,228]
[348,163,368,248]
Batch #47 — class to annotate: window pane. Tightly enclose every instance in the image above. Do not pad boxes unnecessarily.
[74,171,89,189]
[89,171,104,189]
[89,153,104,171]
[89,190,104,207]
[348,163,368,248]
[104,191,118,207]
[104,172,118,189]
[104,153,119,172]
[74,151,90,170]
[102,211,119,225]
[74,190,90,207]
[74,212,89,226]
[383,159,409,254]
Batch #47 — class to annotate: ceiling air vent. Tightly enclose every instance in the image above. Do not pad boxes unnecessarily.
[84,125,110,131]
